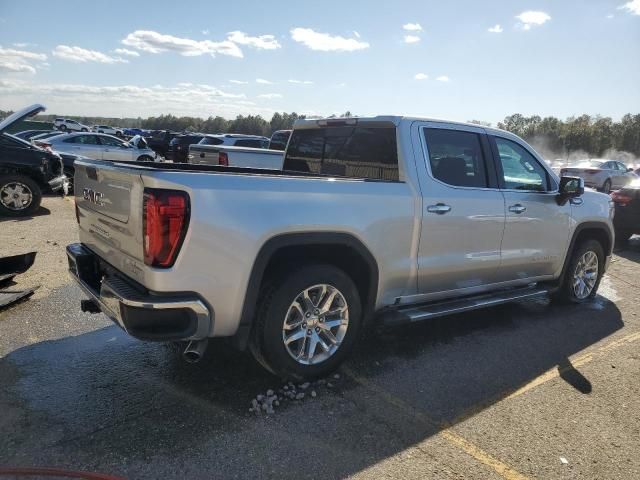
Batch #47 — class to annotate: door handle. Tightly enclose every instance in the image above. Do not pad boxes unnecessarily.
[427,203,452,214]
[508,204,527,214]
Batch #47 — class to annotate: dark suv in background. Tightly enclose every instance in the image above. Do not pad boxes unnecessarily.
[268,129,292,150]
[166,134,205,162]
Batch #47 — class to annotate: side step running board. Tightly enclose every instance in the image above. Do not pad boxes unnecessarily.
[383,286,549,326]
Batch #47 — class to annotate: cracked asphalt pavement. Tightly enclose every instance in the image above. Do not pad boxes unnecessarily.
[1,197,639,479]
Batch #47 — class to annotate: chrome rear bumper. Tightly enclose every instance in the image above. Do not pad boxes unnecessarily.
[66,243,212,341]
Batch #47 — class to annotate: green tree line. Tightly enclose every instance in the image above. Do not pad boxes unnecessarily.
[493,113,640,159]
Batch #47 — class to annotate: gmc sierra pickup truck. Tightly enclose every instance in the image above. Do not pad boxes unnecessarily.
[67,116,614,379]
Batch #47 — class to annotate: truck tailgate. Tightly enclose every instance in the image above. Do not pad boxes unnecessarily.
[75,161,146,269]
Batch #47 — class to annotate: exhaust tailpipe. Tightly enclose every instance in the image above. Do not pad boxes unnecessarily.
[183,339,208,363]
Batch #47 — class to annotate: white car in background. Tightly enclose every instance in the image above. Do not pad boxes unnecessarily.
[92,125,124,137]
[43,132,157,162]
[54,118,90,132]
[560,159,636,193]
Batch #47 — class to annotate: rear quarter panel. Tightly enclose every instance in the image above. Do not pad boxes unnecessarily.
[139,170,417,336]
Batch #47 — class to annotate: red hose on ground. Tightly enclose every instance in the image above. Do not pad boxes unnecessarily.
[0,467,126,480]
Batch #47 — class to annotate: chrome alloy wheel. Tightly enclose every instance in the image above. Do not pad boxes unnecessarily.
[572,250,599,299]
[282,284,349,365]
[0,182,33,211]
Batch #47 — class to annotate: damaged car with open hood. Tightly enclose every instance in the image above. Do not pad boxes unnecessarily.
[0,104,70,217]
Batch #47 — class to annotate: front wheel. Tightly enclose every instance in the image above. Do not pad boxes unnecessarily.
[602,179,612,194]
[250,264,362,380]
[59,125,67,131]
[555,239,604,303]
[137,155,154,162]
[0,174,42,217]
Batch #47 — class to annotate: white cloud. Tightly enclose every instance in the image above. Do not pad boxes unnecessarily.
[257,93,283,99]
[515,11,551,30]
[619,0,640,15]
[436,75,450,82]
[114,48,140,57]
[404,35,421,44]
[229,79,249,84]
[12,42,34,48]
[122,30,243,58]
[488,24,503,33]
[0,46,47,74]
[290,27,369,52]
[288,79,314,84]
[226,31,281,50]
[403,23,423,31]
[414,73,428,80]
[0,61,36,74]
[606,14,615,19]
[53,45,127,64]
[0,80,263,118]
[202,29,210,35]
[353,31,361,38]
[256,78,273,84]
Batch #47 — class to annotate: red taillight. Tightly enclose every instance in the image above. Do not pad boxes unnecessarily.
[143,189,190,268]
[610,190,633,206]
[218,152,229,166]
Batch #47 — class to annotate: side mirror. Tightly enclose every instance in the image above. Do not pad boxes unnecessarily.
[557,176,584,205]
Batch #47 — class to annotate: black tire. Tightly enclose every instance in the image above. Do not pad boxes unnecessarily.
[602,179,612,194]
[250,264,362,380]
[137,155,154,162]
[116,132,123,138]
[555,239,605,304]
[81,128,88,132]
[59,125,67,131]
[0,174,42,217]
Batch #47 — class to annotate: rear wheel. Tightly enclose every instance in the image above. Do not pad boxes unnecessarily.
[0,174,42,217]
[555,239,604,303]
[59,125,67,131]
[250,264,362,380]
[81,128,88,132]
[602,179,612,194]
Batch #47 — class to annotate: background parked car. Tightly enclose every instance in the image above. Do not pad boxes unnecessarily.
[1,105,68,217]
[268,130,292,150]
[611,179,640,242]
[12,129,51,141]
[44,132,156,162]
[560,159,636,193]
[91,125,124,137]
[54,118,90,132]
[147,130,180,158]
[198,133,270,148]
[166,133,206,162]
[31,131,69,145]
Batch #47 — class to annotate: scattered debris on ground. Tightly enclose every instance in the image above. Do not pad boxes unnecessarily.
[249,374,342,415]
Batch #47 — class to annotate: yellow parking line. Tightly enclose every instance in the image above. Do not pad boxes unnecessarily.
[343,367,530,480]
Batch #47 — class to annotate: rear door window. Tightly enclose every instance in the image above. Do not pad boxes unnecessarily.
[423,128,489,188]
[283,126,399,181]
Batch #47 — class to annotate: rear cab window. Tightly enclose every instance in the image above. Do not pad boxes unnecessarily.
[283,125,399,181]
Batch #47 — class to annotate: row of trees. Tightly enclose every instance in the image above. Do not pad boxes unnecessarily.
[2,107,638,158]
[492,113,640,160]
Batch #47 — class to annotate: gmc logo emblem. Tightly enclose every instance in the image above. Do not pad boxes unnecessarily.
[83,188,105,206]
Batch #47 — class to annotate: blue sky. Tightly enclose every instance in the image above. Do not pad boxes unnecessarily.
[0,0,638,123]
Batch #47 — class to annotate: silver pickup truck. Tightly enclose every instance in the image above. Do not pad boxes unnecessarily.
[67,116,614,379]
[188,143,284,169]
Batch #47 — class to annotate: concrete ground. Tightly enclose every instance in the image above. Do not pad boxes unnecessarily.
[1,196,639,480]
